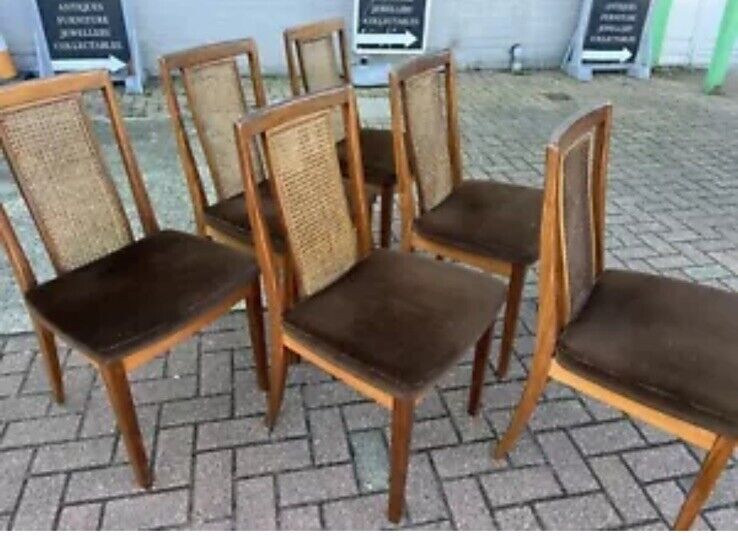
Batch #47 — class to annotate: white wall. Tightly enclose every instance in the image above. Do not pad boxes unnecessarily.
[1,0,581,75]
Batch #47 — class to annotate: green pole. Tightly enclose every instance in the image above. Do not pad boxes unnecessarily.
[650,0,674,66]
[705,0,738,93]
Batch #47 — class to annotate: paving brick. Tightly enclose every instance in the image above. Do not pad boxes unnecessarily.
[590,455,657,523]
[443,477,495,530]
[342,401,387,431]
[65,465,144,502]
[102,489,189,529]
[193,450,232,522]
[494,505,541,530]
[279,505,322,530]
[405,453,447,524]
[534,493,620,530]
[57,503,102,531]
[160,394,231,426]
[197,416,269,450]
[153,425,194,488]
[442,390,494,442]
[322,493,394,530]
[200,351,232,395]
[480,466,562,507]
[235,438,310,476]
[0,449,32,513]
[308,407,349,465]
[2,414,80,447]
[278,464,358,506]
[538,430,598,493]
[705,508,738,530]
[130,376,197,404]
[570,420,645,455]
[646,480,710,530]
[431,441,496,478]
[350,429,389,492]
[409,417,458,451]
[623,444,700,482]
[12,474,65,530]
[270,387,308,439]
[33,436,114,473]
[236,476,276,530]
[529,399,592,431]
[0,374,22,397]
[0,393,49,421]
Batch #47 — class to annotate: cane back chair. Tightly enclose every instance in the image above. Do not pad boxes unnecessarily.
[284,18,397,248]
[0,71,269,487]
[235,86,507,522]
[389,50,544,380]
[494,103,738,530]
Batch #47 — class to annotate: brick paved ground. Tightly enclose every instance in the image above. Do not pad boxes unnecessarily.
[0,69,737,530]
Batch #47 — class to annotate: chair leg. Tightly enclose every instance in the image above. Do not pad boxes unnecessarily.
[494,356,550,459]
[496,264,527,379]
[468,324,494,416]
[388,397,414,523]
[100,362,151,488]
[266,341,289,431]
[674,436,735,530]
[244,282,269,392]
[380,183,394,248]
[32,320,64,404]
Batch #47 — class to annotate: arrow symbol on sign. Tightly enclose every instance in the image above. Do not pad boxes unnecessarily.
[581,47,632,62]
[51,55,128,72]
[356,30,418,47]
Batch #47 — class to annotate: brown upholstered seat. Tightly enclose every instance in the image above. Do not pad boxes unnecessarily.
[204,183,287,254]
[558,269,738,437]
[414,180,543,265]
[26,230,259,363]
[284,249,505,397]
[336,128,396,186]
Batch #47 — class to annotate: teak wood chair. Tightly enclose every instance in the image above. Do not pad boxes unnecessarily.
[234,85,507,522]
[494,103,738,530]
[0,71,269,487]
[284,17,397,248]
[389,51,544,380]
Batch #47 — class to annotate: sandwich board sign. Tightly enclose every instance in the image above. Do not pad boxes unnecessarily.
[563,0,654,81]
[354,0,431,54]
[30,0,145,93]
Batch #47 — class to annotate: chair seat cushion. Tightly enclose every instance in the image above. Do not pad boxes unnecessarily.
[414,180,543,265]
[558,269,738,437]
[284,249,506,397]
[337,127,396,187]
[204,182,286,254]
[26,230,260,363]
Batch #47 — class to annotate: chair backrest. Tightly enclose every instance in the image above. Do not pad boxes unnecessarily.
[159,39,268,233]
[538,103,612,334]
[0,71,158,276]
[389,51,463,220]
[283,18,351,97]
[235,86,371,316]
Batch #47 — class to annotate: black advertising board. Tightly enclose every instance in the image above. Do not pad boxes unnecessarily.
[36,0,131,65]
[354,0,430,54]
[582,0,650,64]
[563,0,653,81]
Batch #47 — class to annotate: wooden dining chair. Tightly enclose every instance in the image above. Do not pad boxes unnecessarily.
[493,103,738,530]
[0,71,269,487]
[389,50,544,380]
[284,18,397,248]
[234,85,507,522]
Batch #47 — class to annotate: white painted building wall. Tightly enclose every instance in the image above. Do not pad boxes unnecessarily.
[0,0,734,75]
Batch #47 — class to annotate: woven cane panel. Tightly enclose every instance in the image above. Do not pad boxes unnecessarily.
[560,132,596,321]
[298,37,346,143]
[265,111,357,296]
[0,96,132,273]
[404,69,454,211]
[184,59,262,198]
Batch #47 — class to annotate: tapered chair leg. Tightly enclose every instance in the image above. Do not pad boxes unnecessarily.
[674,436,735,530]
[380,183,394,248]
[32,320,64,404]
[100,362,151,488]
[388,397,414,523]
[496,264,527,379]
[244,283,269,392]
[468,324,494,416]
[266,341,289,431]
[494,357,550,459]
